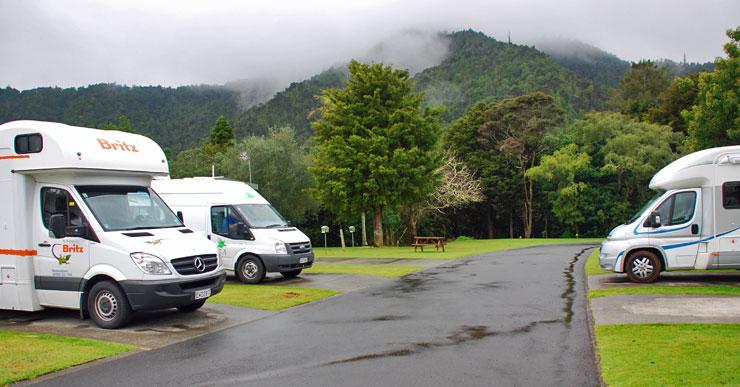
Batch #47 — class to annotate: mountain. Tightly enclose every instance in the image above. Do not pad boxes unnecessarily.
[233,30,605,140]
[232,67,348,140]
[0,84,238,152]
[533,38,630,87]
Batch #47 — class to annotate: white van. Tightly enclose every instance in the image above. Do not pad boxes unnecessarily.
[152,178,314,284]
[600,145,740,283]
[0,121,225,328]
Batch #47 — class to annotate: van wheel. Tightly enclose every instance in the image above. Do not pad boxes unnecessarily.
[237,256,265,284]
[88,281,132,329]
[281,269,302,278]
[625,251,661,283]
[177,300,206,312]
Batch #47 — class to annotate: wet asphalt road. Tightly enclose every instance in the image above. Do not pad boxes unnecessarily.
[34,245,599,387]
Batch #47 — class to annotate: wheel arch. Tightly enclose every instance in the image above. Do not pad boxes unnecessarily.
[622,246,667,272]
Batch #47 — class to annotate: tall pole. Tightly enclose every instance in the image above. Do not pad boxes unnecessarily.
[361,212,368,246]
[248,158,252,184]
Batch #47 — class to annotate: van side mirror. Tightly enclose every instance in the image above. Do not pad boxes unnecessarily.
[49,214,67,238]
[287,220,293,227]
[65,225,88,238]
[649,211,662,228]
[176,211,184,222]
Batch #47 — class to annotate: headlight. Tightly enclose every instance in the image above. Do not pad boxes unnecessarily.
[273,239,287,255]
[130,252,171,275]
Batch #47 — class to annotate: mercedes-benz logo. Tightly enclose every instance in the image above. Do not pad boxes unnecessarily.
[193,257,206,272]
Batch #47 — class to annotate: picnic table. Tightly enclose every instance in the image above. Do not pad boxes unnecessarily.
[412,236,445,252]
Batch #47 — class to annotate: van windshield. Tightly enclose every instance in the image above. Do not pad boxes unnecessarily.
[235,204,287,228]
[626,191,665,224]
[76,185,183,231]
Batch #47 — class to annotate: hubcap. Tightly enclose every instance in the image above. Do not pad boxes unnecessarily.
[243,261,258,279]
[631,256,654,279]
[94,290,118,321]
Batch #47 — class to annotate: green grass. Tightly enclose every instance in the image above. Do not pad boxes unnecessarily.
[586,248,612,276]
[207,284,340,311]
[0,330,134,385]
[314,238,603,260]
[305,264,423,278]
[589,284,740,299]
[595,324,740,386]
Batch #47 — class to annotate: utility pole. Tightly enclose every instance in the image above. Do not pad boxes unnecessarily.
[361,212,368,246]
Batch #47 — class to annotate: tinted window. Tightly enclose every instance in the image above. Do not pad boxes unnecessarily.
[723,181,740,209]
[211,206,247,239]
[14,133,43,154]
[644,191,697,227]
[77,186,182,231]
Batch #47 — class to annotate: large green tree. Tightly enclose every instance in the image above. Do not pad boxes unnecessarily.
[684,27,740,150]
[209,115,235,147]
[310,60,441,247]
[478,92,565,238]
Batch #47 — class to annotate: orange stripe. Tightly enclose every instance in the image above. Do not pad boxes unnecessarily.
[0,155,30,160]
[0,249,37,256]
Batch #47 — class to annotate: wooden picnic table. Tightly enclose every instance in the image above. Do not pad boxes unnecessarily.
[412,236,445,252]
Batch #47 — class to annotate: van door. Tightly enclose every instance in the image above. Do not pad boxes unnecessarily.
[648,189,702,269]
[209,205,253,271]
[33,186,92,308]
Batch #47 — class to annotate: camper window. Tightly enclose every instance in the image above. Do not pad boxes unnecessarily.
[14,133,43,154]
[77,186,182,231]
[643,191,696,227]
[211,206,248,239]
[723,182,740,209]
[40,187,92,239]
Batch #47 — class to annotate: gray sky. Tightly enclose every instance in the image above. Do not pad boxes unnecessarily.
[1,0,737,90]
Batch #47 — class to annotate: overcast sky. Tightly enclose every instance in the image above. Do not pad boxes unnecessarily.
[1,0,737,90]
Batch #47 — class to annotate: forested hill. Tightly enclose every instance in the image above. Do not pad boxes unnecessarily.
[533,38,631,87]
[413,30,602,120]
[232,30,606,139]
[0,84,238,152]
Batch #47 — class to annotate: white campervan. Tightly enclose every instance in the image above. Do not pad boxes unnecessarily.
[152,178,314,284]
[600,145,740,283]
[0,121,225,328]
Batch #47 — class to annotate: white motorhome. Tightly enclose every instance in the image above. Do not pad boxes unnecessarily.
[152,178,314,284]
[600,145,740,283]
[0,121,225,328]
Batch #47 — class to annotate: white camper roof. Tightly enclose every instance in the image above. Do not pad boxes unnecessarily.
[152,177,269,206]
[0,120,168,176]
[650,145,740,190]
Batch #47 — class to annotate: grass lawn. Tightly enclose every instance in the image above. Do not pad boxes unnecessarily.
[585,248,612,276]
[0,330,134,385]
[207,284,340,311]
[314,238,602,260]
[305,263,422,278]
[589,284,740,299]
[595,324,740,386]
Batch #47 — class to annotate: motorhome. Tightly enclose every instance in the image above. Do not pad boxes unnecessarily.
[600,145,740,283]
[152,178,314,284]
[0,121,225,328]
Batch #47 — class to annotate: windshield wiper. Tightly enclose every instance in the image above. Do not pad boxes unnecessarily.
[124,225,179,231]
[264,224,286,228]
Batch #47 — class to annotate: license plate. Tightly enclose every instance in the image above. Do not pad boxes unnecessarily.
[194,288,211,300]
[299,257,308,264]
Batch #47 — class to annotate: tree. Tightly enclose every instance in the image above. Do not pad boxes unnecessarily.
[219,127,317,223]
[404,150,484,241]
[609,60,672,120]
[478,92,565,238]
[646,74,699,134]
[209,116,235,147]
[527,144,591,235]
[684,27,740,150]
[310,60,441,247]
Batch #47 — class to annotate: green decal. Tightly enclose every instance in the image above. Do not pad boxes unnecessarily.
[145,239,163,245]
[246,192,255,199]
[56,255,71,264]
[217,239,226,249]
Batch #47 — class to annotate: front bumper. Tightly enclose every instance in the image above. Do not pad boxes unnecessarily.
[120,271,226,311]
[599,240,626,273]
[262,251,314,272]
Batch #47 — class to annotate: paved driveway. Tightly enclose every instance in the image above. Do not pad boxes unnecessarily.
[32,245,599,387]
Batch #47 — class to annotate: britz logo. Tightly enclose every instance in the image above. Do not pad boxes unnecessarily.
[97,138,139,152]
[51,243,84,265]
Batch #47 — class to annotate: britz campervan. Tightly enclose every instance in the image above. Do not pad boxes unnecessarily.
[600,145,740,283]
[152,178,314,284]
[0,121,225,328]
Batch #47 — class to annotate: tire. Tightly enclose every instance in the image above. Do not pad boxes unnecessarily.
[625,250,661,283]
[177,299,206,312]
[236,255,265,284]
[87,280,133,329]
[280,269,302,278]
